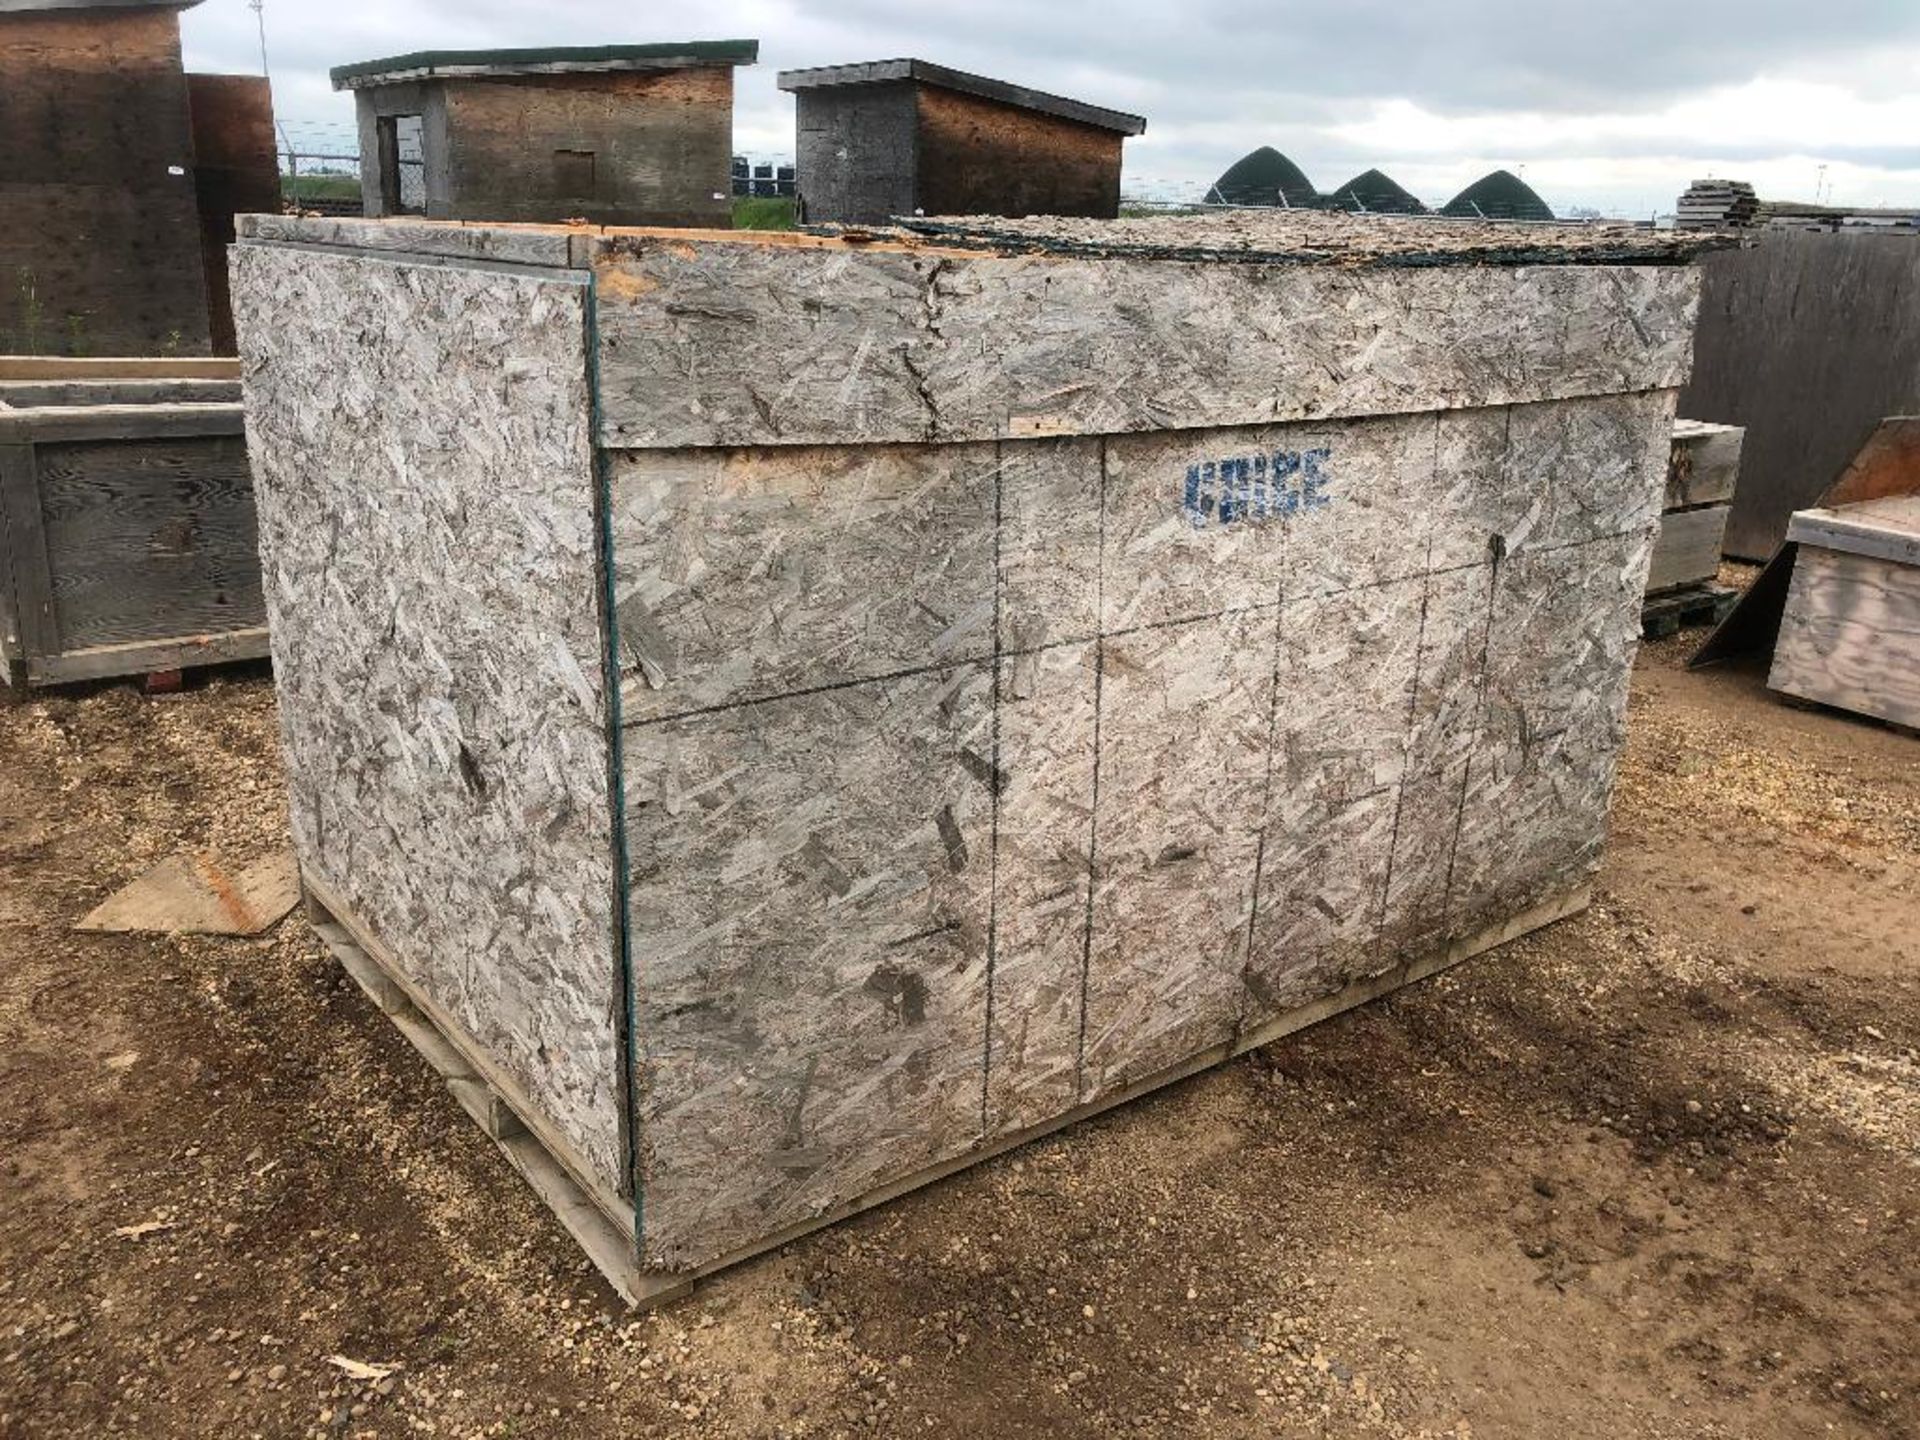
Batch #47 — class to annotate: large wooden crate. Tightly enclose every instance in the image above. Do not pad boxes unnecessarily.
[0,364,266,687]
[1769,496,1920,728]
[230,212,1704,1303]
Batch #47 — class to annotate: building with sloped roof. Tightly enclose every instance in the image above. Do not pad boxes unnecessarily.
[333,41,757,228]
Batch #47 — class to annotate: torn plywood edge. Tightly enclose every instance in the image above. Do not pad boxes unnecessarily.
[231,212,1697,1303]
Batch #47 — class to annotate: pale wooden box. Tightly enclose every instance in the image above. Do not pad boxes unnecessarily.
[230,213,1701,1302]
[1770,495,1920,728]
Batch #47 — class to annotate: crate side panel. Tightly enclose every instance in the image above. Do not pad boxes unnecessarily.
[593,243,1699,448]
[625,666,995,1270]
[1449,530,1652,939]
[1430,389,1678,572]
[1769,545,1920,728]
[229,245,625,1197]
[608,438,1102,721]
[985,640,1099,1134]
[33,432,263,649]
[1080,608,1278,1100]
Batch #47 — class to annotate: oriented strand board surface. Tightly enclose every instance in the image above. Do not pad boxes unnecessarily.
[618,388,1670,1271]
[1770,544,1920,728]
[591,238,1698,448]
[229,245,627,1199]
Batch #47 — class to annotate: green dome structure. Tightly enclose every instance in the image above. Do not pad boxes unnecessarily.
[1324,168,1428,215]
[1205,146,1319,208]
[1439,169,1554,222]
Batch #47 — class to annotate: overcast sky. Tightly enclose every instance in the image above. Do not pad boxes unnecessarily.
[180,0,1920,216]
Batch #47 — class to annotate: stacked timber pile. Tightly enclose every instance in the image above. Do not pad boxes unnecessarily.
[1642,419,1743,636]
[1770,496,1920,730]
[1676,179,1759,230]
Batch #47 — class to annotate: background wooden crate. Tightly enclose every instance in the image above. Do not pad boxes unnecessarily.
[0,394,266,687]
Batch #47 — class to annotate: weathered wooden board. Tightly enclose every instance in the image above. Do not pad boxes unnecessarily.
[229,243,628,1201]
[591,236,1698,448]
[76,849,298,935]
[1646,504,1730,593]
[1787,495,1920,568]
[235,212,581,268]
[1682,230,1920,560]
[0,379,240,408]
[1667,419,1743,509]
[1770,536,1920,729]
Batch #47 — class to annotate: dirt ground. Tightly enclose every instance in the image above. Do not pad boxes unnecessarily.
[1,617,1915,1439]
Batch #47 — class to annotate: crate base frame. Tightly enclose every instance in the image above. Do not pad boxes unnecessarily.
[302,865,1591,1309]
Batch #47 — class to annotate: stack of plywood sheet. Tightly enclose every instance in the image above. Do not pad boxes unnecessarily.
[1769,495,1920,729]
[1676,179,1759,231]
[229,210,1708,1305]
[1643,418,1742,636]
[0,356,265,687]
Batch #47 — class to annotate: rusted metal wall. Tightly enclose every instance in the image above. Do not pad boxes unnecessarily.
[0,6,212,354]
[914,85,1125,219]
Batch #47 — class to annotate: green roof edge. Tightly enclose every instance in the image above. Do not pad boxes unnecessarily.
[331,39,758,88]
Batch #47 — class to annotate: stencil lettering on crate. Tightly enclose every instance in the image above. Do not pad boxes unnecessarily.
[1182,448,1332,529]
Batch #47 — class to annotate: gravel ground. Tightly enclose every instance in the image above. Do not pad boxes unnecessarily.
[0,626,1914,1439]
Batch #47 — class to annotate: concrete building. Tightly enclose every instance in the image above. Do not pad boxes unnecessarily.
[777,59,1146,225]
[331,41,757,228]
[0,0,273,355]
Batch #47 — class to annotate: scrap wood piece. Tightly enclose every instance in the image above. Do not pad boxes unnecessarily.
[326,1356,399,1383]
[112,1219,175,1240]
[75,849,299,936]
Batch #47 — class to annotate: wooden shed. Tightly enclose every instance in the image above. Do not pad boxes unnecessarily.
[778,59,1146,224]
[229,211,1706,1304]
[331,41,757,229]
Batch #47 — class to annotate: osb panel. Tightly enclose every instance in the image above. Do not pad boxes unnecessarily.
[623,665,996,1269]
[607,438,1100,722]
[1449,531,1653,941]
[229,245,627,1198]
[1079,609,1278,1098]
[623,390,1667,1267]
[592,237,1698,449]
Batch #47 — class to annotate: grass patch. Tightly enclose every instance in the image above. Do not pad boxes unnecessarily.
[732,196,796,231]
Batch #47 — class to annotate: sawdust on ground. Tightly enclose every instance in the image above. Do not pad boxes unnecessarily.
[0,631,1914,1439]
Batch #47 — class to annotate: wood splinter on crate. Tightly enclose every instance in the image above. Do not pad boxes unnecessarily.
[229,209,1715,1306]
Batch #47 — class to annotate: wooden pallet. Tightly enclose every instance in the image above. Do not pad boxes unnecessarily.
[301,876,665,1307]
[303,866,1590,1311]
[1643,581,1738,639]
